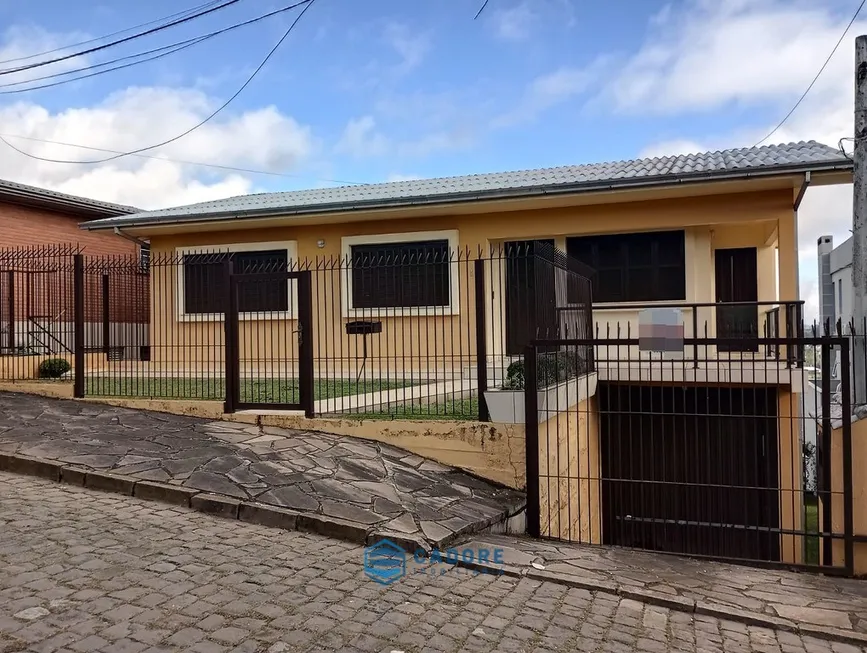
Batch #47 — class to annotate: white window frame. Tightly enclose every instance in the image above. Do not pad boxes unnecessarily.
[341,230,460,318]
[176,241,298,322]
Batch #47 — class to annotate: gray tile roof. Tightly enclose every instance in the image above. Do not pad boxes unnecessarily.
[83,141,851,229]
[0,178,138,217]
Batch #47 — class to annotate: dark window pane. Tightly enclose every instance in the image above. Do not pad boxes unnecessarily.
[235,250,289,313]
[657,265,686,300]
[351,240,450,309]
[597,269,624,302]
[183,253,227,314]
[656,231,685,262]
[627,267,655,301]
[183,249,290,314]
[566,230,686,303]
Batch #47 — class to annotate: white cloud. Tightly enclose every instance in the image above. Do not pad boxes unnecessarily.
[492,64,601,127]
[490,2,537,41]
[604,0,862,115]
[335,114,473,159]
[382,21,429,75]
[638,139,705,158]
[0,86,316,210]
[385,173,421,182]
[335,115,389,158]
[622,0,861,322]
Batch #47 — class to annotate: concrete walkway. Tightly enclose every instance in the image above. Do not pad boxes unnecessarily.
[0,392,525,549]
[463,534,867,644]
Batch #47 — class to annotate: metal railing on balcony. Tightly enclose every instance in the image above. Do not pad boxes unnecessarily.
[587,299,806,368]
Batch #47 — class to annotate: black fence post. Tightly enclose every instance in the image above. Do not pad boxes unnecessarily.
[223,259,236,414]
[6,270,14,352]
[101,273,110,356]
[73,254,85,398]
[298,270,315,418]
[524,344,540,538]
[474,258,489,422]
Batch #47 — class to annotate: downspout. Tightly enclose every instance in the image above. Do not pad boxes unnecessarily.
[113,227,149,248]
[794,171,811,211]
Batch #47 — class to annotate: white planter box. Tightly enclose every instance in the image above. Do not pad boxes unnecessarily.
[483,373,598,424]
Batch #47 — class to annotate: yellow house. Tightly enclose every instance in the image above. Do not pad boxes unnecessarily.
[82,140,854,569]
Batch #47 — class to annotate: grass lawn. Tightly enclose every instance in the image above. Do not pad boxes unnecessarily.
[805,495,819,565]
[328,396,480,421]
[85,377,412,403]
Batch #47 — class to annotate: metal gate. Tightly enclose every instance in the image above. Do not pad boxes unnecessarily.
[224,269,314,415]
[524,334,855,575]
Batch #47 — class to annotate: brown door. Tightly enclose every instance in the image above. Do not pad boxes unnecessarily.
[505,240,556,355]
[715,247,758,352]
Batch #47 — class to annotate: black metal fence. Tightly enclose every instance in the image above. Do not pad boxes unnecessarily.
[0,242,596,421]
[524,330,856,575]
[0,244,79,380]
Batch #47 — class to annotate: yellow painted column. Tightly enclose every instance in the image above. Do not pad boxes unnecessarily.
[778,208,799,369]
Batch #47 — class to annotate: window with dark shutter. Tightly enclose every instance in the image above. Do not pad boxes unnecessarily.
[566,230,686,303]
[350,240,451,309]
[182,249,289,314]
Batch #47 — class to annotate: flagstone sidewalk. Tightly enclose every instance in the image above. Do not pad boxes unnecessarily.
[0,392,525,550]
[462,534,867,644]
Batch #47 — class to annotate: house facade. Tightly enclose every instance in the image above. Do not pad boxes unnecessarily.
[82,141,855,569]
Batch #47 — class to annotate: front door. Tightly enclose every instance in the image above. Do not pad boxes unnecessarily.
[715,247,758,352]
[505,240,557,355]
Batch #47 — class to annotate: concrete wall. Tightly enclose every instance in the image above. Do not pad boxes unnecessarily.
[778,388,804,565]
[537,395,601,543]
[251,414,526,489]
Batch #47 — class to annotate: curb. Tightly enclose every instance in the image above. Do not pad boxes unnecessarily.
[0,452,437,556]
[493,567,867,648]
[1,453,864,646]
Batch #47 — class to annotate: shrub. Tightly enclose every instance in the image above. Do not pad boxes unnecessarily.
[503,350,586,390]
[38,358,71,379]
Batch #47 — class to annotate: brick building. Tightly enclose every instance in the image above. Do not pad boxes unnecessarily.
[0,179,145,364]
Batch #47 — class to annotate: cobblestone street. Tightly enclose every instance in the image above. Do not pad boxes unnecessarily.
[0,473,861,653]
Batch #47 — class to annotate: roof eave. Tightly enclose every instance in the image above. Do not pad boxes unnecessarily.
[82,159,854,231]
[1,187,137,218]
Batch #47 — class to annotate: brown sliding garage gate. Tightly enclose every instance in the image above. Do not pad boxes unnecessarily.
[597,384,780,562]
[524,335,855,575]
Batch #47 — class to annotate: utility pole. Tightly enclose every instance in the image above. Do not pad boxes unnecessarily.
[853,35,867,409]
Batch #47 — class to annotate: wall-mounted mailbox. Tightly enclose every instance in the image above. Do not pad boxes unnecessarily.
[345,320,382,336]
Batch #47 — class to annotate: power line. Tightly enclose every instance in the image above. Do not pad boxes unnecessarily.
[753,0,866,147]
[0,0,244,77]
[0,1,308,95]
[0,0,224,65]
[0,0,316,165]
[0,39,211,94]
[0,132,360,185]
[474,0,492,20]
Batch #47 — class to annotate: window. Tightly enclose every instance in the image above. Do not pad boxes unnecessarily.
[342,231,459,315]
[177,242,295,319]
[566,230,686,303]
[139,244,151,273]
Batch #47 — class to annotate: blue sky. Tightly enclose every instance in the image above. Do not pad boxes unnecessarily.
[0,0,863,317]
